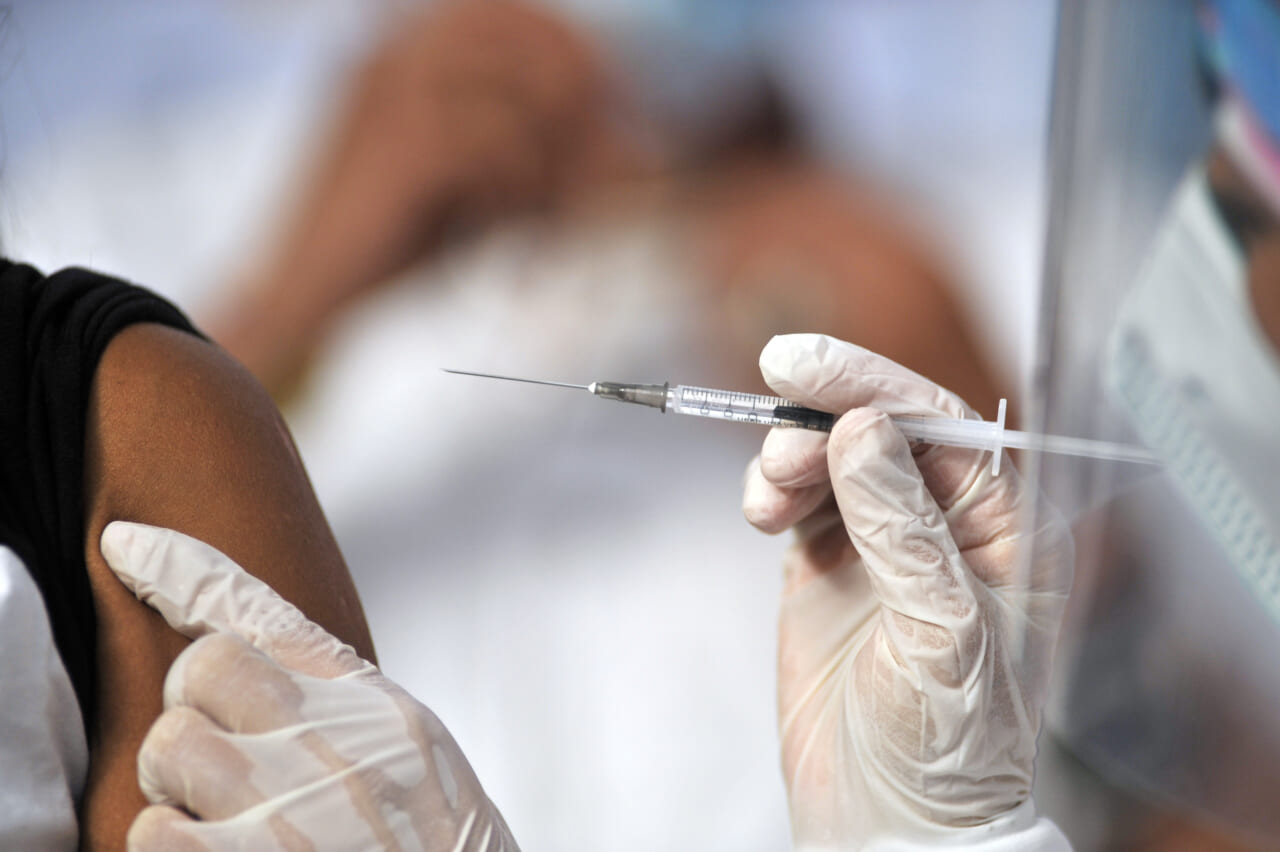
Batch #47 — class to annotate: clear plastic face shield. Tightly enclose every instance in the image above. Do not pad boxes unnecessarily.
[1032,1,1280,846]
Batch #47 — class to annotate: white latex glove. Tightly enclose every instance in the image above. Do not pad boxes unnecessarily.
[742,335,1073,851]
[99,521,517,852]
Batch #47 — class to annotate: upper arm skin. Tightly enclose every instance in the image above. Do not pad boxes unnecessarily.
[80,323,377,851]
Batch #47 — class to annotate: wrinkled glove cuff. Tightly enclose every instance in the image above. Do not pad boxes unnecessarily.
[798,802,1073,852]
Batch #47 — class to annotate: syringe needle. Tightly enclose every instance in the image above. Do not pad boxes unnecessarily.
[440,369,590,391]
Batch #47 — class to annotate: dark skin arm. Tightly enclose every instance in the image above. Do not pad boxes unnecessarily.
[79,323,376,851]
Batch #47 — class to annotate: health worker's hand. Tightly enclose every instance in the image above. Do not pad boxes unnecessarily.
[100,521,517,852]
[743,334,1073,850]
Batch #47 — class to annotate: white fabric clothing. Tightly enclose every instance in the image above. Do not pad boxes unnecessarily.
[0,546,88,850]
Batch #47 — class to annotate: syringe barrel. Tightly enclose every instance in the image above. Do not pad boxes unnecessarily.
[667,385,835,430]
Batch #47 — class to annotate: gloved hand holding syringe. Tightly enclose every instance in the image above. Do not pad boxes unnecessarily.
[443,368,1159,475]
[452,334,1087,848]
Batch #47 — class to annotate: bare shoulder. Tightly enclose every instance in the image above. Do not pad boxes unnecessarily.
[79,322,375,850]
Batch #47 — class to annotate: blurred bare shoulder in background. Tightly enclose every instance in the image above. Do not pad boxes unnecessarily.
[209,0,1002,417]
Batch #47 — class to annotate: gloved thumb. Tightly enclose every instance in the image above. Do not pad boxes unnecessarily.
[828,410,982,674]
[101,521,371,679]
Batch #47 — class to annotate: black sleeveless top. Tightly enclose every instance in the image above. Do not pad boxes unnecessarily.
[0,260,199,738]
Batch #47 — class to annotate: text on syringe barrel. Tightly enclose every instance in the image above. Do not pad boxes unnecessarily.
[666,385,835,431]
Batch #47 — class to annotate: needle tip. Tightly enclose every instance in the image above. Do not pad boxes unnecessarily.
[440,369,590,391]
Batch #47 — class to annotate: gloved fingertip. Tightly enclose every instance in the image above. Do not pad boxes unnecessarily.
[100,521,158,591]
[742,468,790,534]
[761,427,829,487]
[162,633,253,711]
[830,406,902,450]
[759,333,825,385]
[760,333,821,365]
[127,805,196,851]
[160,649,192,713]
[827,408,917,484]
[100,519,135,561]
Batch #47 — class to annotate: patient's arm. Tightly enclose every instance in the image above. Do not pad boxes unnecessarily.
[80,323,377,851]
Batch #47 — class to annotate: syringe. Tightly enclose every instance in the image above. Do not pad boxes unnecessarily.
[442,370,1160,475]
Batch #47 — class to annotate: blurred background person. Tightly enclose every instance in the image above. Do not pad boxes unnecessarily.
[199,0,1013,415]
[0,0,1052,848]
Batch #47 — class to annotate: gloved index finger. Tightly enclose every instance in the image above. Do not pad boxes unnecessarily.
[760,334,973,421]
[101,521,371,679]
[762,334,1003,516]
